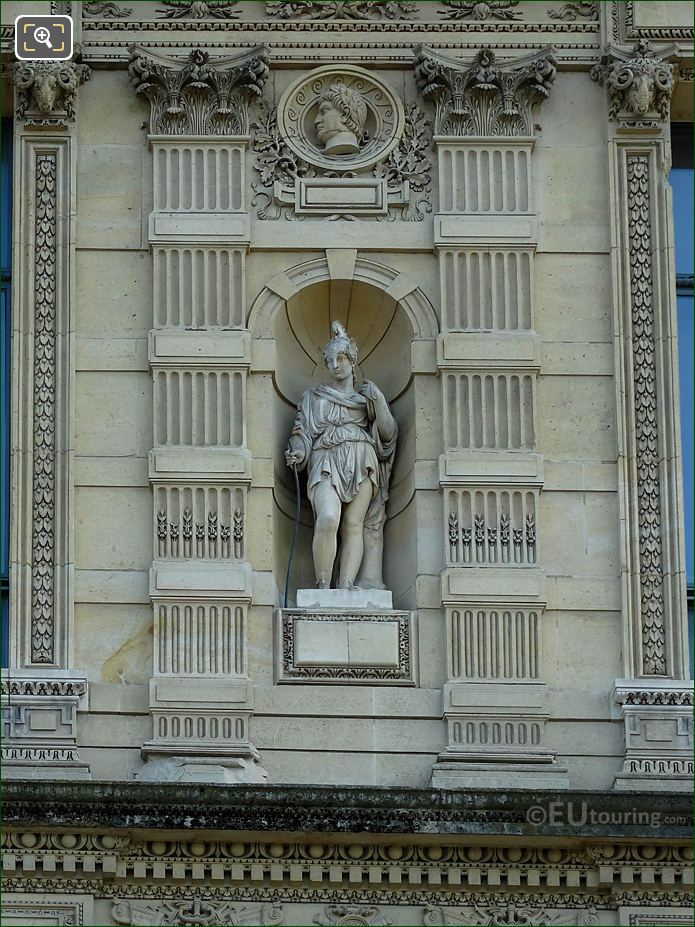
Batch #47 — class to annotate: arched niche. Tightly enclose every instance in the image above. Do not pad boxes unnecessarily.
[248,254,438,609]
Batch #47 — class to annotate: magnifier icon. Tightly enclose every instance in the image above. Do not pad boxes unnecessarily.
[34,26,53,49]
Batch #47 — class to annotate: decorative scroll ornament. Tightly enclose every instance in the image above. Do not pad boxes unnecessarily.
[82,1,132,15]
[548,1,597,21]
[626,155,666,675]
[591,40,674,127]
[424,905,599,926]
[12,60,91,125]
[439,2,521,21]
[128,46,269,136]
[415,45,557,137]
[113,899,283,926]
[157,0,240,18]
[266,1,417,20]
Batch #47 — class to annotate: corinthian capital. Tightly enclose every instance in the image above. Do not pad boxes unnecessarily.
[12,59,91,126]
[591,40,674,130]
[414,45,556,138]
[128,45,269,136]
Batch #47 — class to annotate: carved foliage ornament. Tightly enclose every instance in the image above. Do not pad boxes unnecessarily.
[423,905,599,926]
[112,899,283,926]
[252,102,431,221]
[12,60,91,124]
[266,1,417,20]
[415,45,557,137]
[439,2,521,21]
[626,154,666,675]
[157,1,240,18]
[591,40,674,125]
[315,906,392,926]
[128,46,268,136]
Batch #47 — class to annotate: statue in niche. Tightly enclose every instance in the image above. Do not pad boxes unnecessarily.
[285,322,397,590]
[313,82,368,155]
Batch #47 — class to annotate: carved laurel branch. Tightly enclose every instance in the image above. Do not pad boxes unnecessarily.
[128,47,269,136]
[251,102,431,221]
[157,1,241,18]
[415,46,557,137]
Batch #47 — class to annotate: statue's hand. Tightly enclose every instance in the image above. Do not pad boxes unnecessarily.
[361,380,388,411]
[285,447,304,468]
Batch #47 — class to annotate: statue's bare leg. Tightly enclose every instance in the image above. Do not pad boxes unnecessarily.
[338,479,373,589]
[312,475,342,587]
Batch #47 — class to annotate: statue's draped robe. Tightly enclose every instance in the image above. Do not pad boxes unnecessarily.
[290,384,397,534]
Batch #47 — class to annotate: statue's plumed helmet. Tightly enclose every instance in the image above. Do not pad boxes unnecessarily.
[323,321,358,365]
[319,82,368,137]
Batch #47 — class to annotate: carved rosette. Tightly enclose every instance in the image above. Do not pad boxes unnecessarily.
[415,45,557,137]
[591,40,674,129]
[128,46,269,136]
[12,60,91,126]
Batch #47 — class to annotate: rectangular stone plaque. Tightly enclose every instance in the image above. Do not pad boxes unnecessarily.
[295,177,388,216]
[275,609,416,685]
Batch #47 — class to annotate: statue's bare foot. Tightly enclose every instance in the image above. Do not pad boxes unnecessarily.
[338,580,357,591]
[316,579,331,589]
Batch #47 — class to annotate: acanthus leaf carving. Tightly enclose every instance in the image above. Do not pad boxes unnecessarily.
[128,46,269,136]
[438,2,522,21]
[12,60,91,125]
[591,40,674,127]
[415,45,556,137]
[266,1,417,20]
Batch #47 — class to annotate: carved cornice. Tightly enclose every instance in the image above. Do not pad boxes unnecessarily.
[128,45,268,135]
[591,40,675,129]
[11,60,91,125]
[414,45,556,137]
[615,688,693,707]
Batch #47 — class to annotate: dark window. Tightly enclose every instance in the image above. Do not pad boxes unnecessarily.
[1,117,11,667]
[671,123,694,674]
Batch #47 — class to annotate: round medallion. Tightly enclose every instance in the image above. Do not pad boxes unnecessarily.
[277,65,405,172]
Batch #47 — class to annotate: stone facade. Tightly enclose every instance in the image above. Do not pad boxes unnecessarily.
[0,1,693,924]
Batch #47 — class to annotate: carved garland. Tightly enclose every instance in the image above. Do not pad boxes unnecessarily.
[626,155,666,676]
[31,155,58,664]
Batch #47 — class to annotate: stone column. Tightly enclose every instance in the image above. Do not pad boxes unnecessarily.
[1,60,91,779]
[127,46,270,783]
[592,40,693,790]
[416,46,568,789]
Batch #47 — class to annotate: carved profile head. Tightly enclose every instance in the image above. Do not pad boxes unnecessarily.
[313,82,368,155]
[322,321,358,375]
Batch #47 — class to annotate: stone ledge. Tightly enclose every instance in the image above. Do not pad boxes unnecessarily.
[2,781,692,839]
